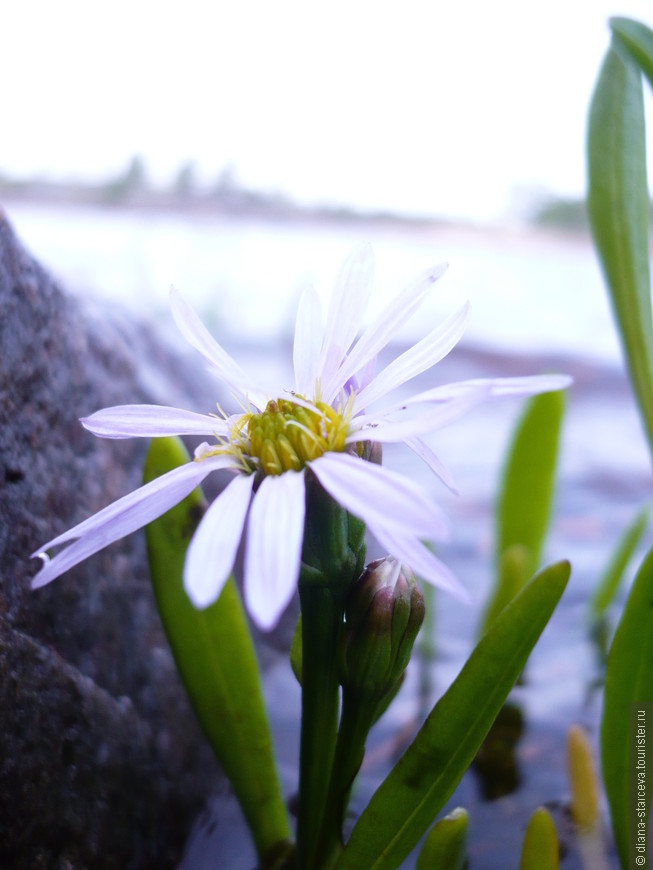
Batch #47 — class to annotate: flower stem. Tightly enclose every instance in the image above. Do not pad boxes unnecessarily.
[317,687,378,868]
[296,475,366,869]
[296,581,344,870]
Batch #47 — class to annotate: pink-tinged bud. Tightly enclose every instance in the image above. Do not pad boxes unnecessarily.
[340,556,425,698]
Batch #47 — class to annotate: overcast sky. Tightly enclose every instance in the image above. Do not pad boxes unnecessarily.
[4,1,653,221]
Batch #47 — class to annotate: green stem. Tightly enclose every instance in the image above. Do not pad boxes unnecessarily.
[317,687,378,868]
[296,582,344,870]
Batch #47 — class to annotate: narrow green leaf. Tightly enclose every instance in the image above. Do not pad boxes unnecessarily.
[480,391,564,637]
[496,390,565,581]
[143,437,291,863]
[590,506,649,619]
[587,40,653,462]
[611,17,653,89]
[479,543,530,637]
[519,807,559,870]
[336,561,570,870]
[416,807,468,870]
[601,544,653,868]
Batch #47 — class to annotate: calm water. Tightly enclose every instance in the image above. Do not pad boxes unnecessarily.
[4,201,622,366]
[6,201,647,868]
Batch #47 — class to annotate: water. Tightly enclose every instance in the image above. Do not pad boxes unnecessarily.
[5,201,646,867]
[3,201,622,366]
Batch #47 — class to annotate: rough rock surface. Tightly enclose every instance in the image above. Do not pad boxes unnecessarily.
[0,209,233,868]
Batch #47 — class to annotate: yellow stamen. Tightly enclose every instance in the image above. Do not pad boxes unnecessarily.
[246,396,352,475]
[194,394,354,476]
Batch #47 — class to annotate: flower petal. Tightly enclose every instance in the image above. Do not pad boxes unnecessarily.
[369,521,470,602]
[169,286,267,408]
[353,302,471,410]
[309,452,448,540]
[244,470,306,630]
[404,436,459,494]
[317,244,375,389]
[390,374,573,409]
[322,262,448,402]
[184,473,255,608]
[31,455,233,588]
[347,385,494,444]
[293,286,324,396]
[81,404,228,439]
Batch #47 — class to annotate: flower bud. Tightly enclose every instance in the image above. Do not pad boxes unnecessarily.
[340,556,425,699]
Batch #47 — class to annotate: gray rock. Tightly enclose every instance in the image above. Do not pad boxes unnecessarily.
[0,210,233,868]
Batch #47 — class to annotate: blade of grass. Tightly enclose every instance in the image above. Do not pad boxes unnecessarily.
[143,436,291,865]
[480,391,564,636]
[336,561,570,870]
[587,39,653,463]
[601,544,653,868]
[416,807,468,870]
[589,506,649,620]
[611,17,653,88]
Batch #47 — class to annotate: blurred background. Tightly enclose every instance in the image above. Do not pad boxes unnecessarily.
[5,4,653,865]
[2,0,653,371]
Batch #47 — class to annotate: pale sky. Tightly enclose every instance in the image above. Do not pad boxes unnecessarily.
[4,0,653,221]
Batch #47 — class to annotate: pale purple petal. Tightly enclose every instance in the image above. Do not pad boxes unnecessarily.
[463,374,573,396]
[31,455,233,588]
[169,286,267,408]
[369,521,470,602]
[387,374,573,410]
[322,262,448,402]
[309,452,448,539]
[293,286,324,396]
[317,244,374,388]
[357,355,378,392]
[404,436,459,494]
[347,388,493,443]
[81,404,228,439]
[244,470,306,630]
[353,302,471,410]
[184,473,255,609]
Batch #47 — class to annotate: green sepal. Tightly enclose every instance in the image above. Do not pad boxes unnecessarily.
[336,560,570,870]
[519,807,559,870]
[587,37,653,462]
[143,436,291,864]
[301,473,366,593]
[601,544,653,868]
[416,807,468,870]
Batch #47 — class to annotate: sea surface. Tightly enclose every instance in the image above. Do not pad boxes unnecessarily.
[5,201,649,868]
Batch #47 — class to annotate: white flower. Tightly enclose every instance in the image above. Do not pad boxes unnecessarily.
[32,245,571,630]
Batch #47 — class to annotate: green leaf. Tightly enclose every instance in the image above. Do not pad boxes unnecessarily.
[601,544,653,868]
[611,17,653,89]
[519,807,559,870]
[496,390,565,580]
[480,543,530,637]
[590,506,649,620]
[143,437,291,864]
[587,39,653,463]
[416,807,468,870]
[336,561,570,870]
[480,391,564,636]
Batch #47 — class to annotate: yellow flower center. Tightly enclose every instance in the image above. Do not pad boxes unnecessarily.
[244,397,351,475]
